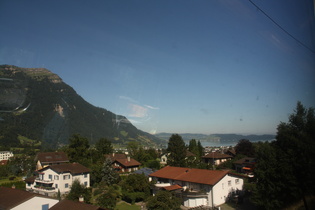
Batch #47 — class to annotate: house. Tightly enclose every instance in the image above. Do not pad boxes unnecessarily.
[0,186,59,210]
[0,151,13,161]
[49,199,106,210]
[25,162,90,196]
[149,166,243,208]
[35,152,69,170]
[233,157,255,175]
[225,149,236,157]
[160,151,197,166]
[202,152,233,166]
[105,153,141,173]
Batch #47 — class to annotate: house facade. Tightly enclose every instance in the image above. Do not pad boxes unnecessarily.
[202,152,233,166]
[105,153,141,173]
[25,163,90,196]
[149,166,243,208]
[0,151,13,161]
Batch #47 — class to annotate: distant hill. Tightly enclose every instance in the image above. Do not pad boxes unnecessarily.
[0,65,164,148]
[155,133,275,144]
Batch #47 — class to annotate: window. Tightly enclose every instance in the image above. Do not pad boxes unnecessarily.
[54,175,59,180]
[63,175,70,180]
[235,179,239,184]
[65,183,69,188]
[55,184,58,188]
[42,204,49,210]
[48,174,52,180]
[84,181,87,186]
[228,180,231,186]
[84,174,87,178]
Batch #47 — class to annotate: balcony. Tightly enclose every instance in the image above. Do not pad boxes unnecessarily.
[34,185,56,192]
[35,178,54,184]
[182,189,208,198]
[154,182,171,188]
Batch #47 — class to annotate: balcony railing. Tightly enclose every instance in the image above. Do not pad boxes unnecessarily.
[35,178,54,184]
[34,185,56,192]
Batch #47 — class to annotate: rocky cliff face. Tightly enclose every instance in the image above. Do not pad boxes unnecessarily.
[0,65,163,148]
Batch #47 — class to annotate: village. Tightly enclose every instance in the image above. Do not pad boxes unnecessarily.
[0,136,256,210]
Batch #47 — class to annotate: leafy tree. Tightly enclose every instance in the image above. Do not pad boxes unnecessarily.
[121,173,151,204]
[254,102,315,209]
[167,134,186,167]
[235,139,255,157]
[95,138,113,155]
[146,190,182,210]
[197,140,203,157]
[101,157,119,186]
[94,184,121,209]
[66,179,91,203]
[188,139,198,156]
[66,134,90,165]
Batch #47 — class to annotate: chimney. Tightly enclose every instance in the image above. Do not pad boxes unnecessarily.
[127,156,130,162]
[79,195,84,202]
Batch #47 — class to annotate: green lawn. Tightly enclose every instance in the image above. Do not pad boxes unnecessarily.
[115,201,141,210]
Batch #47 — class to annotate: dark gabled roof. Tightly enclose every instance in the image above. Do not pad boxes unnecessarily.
[105,153,127,162]
[0,187,35,209]
[36,152,69,164]
[38,163,90,174]
[49,199,106,210]
[233,157,255,165]
[149,166,229,186]
[24,176,36,184]
[114,158,141,167]
[202,152,232,159]
[186,150,196,157]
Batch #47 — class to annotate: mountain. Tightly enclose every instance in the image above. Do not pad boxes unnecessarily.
[0,65,164,148]
[155,133,275,144]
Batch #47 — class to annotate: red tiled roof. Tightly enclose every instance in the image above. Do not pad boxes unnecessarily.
[39,163,90,174]
[202,152,232,159]
[114,158,141,167]
[149,166,229,186]
[36,152,69,164]
[163,184,183,191]
[49,199,106,210]
[0,160,8,165]
[0,187,36,209]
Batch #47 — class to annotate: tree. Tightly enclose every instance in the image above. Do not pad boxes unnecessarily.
[101,157,119,186]
[235,139,255,157]
[120,173,151,204]
[95,138,113,155]
[254,102,315,209]
[66,179,91,203]
[67,134,90,165]
[167,134,186,167]
[94,184,121,209]
[146,190,182,210]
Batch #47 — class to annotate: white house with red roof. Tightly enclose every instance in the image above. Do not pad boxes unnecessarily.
[105,153,141,173]
[149,166,243,208]
[25,162,90,197]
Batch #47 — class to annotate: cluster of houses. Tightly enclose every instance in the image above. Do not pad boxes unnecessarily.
[0,147,254,209]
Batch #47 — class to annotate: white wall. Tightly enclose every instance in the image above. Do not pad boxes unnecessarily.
[11,196,58,210]
[212,174,243,206]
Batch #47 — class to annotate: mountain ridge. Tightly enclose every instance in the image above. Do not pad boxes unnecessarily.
[0,65,164,148]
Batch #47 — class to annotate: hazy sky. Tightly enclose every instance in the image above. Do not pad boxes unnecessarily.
[1,0,315,135]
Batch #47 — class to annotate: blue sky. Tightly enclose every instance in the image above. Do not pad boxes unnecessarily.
[1,0,315,135]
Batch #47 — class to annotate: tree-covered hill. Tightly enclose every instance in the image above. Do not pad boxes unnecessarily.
[0,65,163,148]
